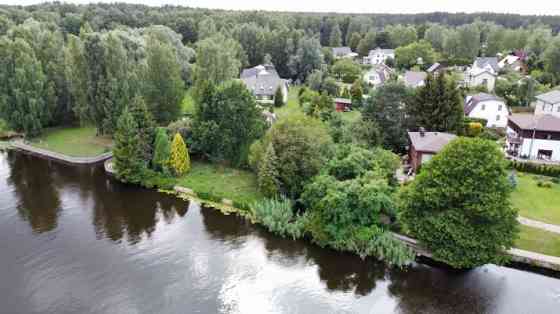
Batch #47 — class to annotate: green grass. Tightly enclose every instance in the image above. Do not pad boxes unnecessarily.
[515,225,560,257]
[181,89,195,116]
[340,110,362,123]
[276,86,303,119]
[176,161,264,205]
[30,127,112,157]
[511,173,560,225]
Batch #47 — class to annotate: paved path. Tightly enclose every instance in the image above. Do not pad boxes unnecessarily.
[11,140,112,164]
[518,216,560,235]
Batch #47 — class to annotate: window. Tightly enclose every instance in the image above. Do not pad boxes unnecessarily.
[547,134,552,140]
[496,115,500,121]
[481,104,486,111]
[557,106,560,112]
[498,105,502,111]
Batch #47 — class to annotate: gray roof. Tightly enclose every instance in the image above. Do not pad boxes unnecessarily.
[404,71,427,87]
[369,48,395,56]
[474,57,499,72]
[464,93,505,115]
[408,131,457,153]
[240,64,279,79]
[332,47,352,56]
[427,63,442,73]
[535,90,560,104]
[334,98,352,104]
[509,114,560,132]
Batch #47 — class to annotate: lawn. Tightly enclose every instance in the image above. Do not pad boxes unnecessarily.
[30,127,112,157]
[511,173,560,225]
[176,161,264,205]
[515,225,560,257]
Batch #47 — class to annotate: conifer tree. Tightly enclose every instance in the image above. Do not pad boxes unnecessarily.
[152,127,171,173]
[129,95,156,162]
[274,86,284,107]
[258,143,280,197]
[169,133,190,176]
[113,107,145,184]
[350,80,363,107]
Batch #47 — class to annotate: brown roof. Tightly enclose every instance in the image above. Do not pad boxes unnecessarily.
[408,131,457,153]
[508,114,560,132]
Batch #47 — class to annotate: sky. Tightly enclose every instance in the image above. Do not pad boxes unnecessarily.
[2,0,560,16]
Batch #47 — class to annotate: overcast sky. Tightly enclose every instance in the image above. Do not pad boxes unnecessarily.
[3,0,560,15]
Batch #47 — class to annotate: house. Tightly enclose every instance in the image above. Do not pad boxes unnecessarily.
[240,64,288,104]
[506,114,560,161]
[498,55,526,73]
[426,62,444,75]
[403,71,427,88]
[334,98,352,112]
[363,64,394,87]
[363,48,395,65]
[464,93,509,128]
[464,57,499,91]
[332,47,357,59]
[533,90,560,117]
[408,129,457,172]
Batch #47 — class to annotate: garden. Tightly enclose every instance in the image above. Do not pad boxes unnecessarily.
[29,127,113,157]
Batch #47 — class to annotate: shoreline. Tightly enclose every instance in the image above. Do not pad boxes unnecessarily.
[10,140,112,165]
[6,148,560,275]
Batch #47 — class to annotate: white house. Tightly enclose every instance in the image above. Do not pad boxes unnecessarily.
[240,64,288,104]
[332,47,358,59]
[363,64,393,87]
[498,55,525,72]
[464,93,509,128]
[533,90,560,117]
[506,114,560,161]
[403,71,427,88]
[465,57,499,91]
[363,48,395,65]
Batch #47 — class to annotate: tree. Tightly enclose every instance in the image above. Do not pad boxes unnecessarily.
[348,32,362,51]
[350,80,363,107]
[152,127,171,173]
[395,40,437,69]
[288,36,324,82]
[424,24,447,51]
[64,35,88,124]
[363,82,412,153]
[357,31,376,56]
[144,37,184,124]
[329,24,342,47]
[194,33,242,86]
[399,137,519,268]
[408,73,464,133]
[193,81,265,165]
[258,143,281,198]
[304,92,334,121]
[169,133,190,176]
[543,36,560,81]
[525,26,552,58]
[129,95,156,162]
[274,86,284,107]
[233,23,266,66]
[386,24,417,47]
[331,59,361,83]
[249,114,333,198]
[113,107,145,184]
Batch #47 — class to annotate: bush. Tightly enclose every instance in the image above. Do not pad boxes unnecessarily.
[510,160,560,177]
[232,200,251,212]
[141,169,176,190]
[253,197,304,239]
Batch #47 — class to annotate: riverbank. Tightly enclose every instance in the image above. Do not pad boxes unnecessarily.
[11,140,112,164]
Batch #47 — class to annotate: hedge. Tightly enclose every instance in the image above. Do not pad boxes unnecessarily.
[509,160,560,177]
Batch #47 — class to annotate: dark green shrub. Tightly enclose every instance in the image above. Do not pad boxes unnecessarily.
[233,201,251,212]
[510,160,560,177]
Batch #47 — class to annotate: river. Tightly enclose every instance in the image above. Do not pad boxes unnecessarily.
[1,151,559,314]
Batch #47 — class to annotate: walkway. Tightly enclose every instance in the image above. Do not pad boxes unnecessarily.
[11,140,112,164]
[518,216,560,235]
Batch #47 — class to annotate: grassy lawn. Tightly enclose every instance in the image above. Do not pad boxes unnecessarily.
[30,127,112,157]
[176,161,264,205]
[181,89,195,116]
[515,225,560,257]
[276,86,303,119]
[341,110,362,123]
[511,173,560,225]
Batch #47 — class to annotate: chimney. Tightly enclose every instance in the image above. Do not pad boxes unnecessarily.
[419,127,426,137]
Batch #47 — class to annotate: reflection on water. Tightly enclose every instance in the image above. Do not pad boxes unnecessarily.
[0,151,559,314]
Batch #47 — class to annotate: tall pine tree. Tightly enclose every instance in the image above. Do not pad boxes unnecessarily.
[407,73,464,133]
[152,127,171,173]
[113,107,145,184]
[258,143,280,198]
[169,133,190,176]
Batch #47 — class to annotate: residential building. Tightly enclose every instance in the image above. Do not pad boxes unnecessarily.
[426,62,444,75]
[464,57,499,91]
[498,55,526,73]
[464,93,509,128]
[533,90,560,117]
[363,64,394,87]
[240,64,288,104]
[407,129,457,172]
[403,71,427,88]
[363,48,395,65]
[332,47,357,59]
[506,114,560,161]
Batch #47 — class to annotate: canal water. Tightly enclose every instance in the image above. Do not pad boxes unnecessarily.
[1,151,559,314]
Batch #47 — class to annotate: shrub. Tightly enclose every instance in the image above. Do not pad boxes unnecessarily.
[510,160,560,177]
[252,197,304,239]
[232,201,251,212]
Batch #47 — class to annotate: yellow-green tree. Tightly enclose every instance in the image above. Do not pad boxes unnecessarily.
[169,133,190,176]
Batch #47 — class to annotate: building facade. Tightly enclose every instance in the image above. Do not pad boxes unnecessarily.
[464,93,509,128]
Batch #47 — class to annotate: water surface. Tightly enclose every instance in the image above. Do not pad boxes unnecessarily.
[1,151,559,314]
